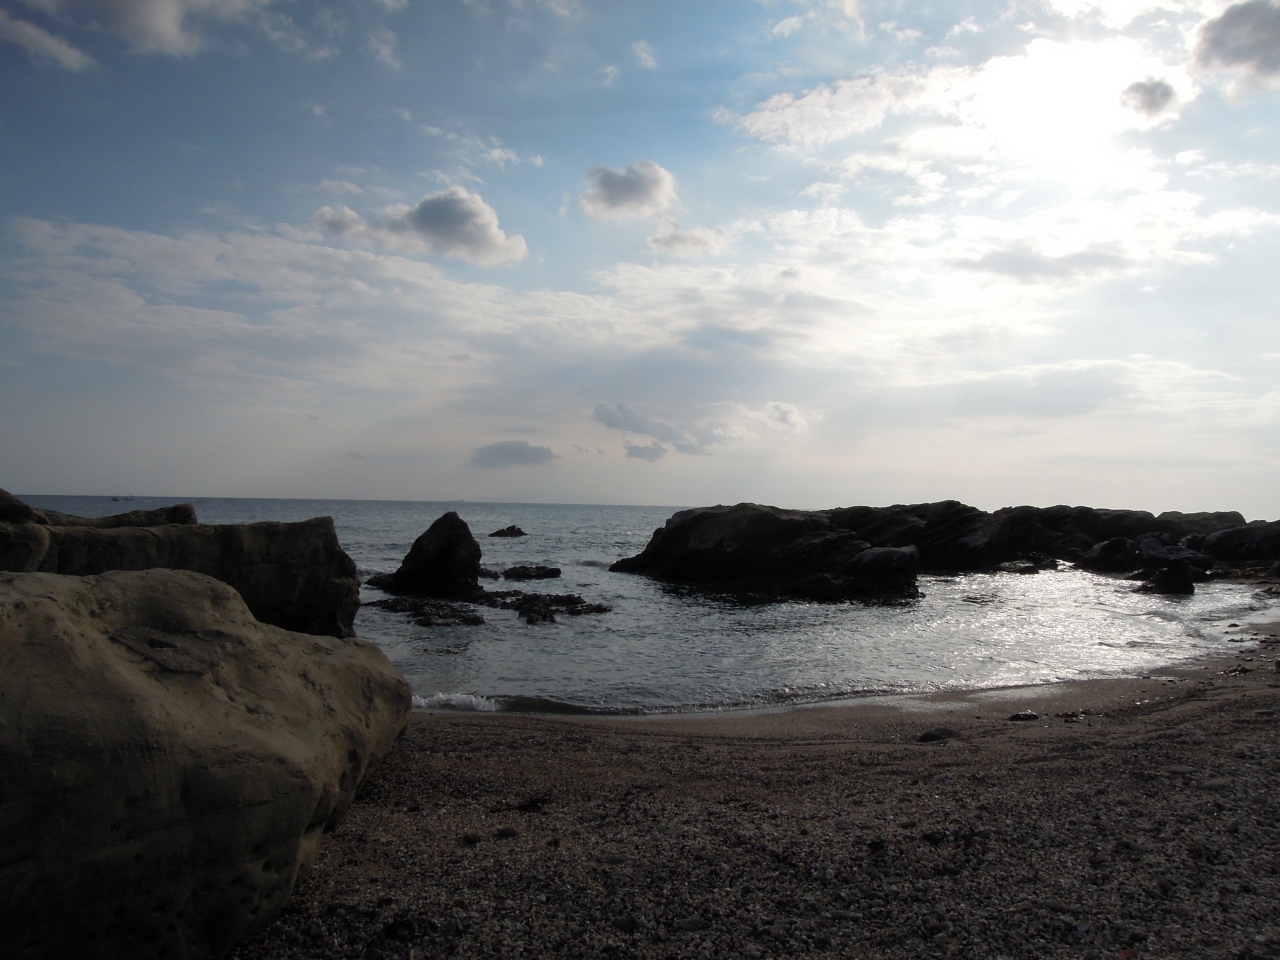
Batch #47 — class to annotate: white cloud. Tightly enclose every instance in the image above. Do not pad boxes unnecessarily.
[320,179,364,195]
[632,39,655,69]
[772,14,807,37]
[19,0,276,55]
[366,25,398,67]
[0,8,94,69]
[315,187,527,266]
[647,218,731,257]
[581,161,677,220]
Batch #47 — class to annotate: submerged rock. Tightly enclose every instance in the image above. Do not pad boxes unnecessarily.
[503,564,561,581]
[0,569,410,960]
[489,525,527,538]
[610,502,919,601]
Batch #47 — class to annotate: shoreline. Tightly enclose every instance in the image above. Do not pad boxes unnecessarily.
[411,614,1280,726]
[235,623,1280,960]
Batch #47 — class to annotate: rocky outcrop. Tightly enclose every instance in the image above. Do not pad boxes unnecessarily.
[0,569,411,960]
[0,515,360,638]
[1200,520,1280,564]
[489,525,527,538]
[1135,560,1197,595]
[0,487,197,528]
[823,501,1245,571]
[366,511,482,599]
[610,503,919,600]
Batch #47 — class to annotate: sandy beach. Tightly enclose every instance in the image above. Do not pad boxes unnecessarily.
[234,623,1280,960]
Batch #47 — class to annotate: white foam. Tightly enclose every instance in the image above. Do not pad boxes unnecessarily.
[413,692,499,712]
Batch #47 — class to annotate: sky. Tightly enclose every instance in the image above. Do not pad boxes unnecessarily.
[1,0,1278,515]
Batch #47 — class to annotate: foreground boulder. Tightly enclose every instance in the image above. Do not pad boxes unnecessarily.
[0,515,360,639]
[611,503,919,600]
[0,569,411,960]
[367,511,482,598]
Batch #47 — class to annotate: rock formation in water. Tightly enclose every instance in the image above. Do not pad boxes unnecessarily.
[366,511,484,598]
[488,525,527,538]
[613,499,1276,594]
[0,568,411,960]
[610,502,920,600]
[0,488,359,639]
[503,564,561,581]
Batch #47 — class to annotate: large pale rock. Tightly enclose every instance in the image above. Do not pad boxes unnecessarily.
[0,517,359,638]
[0,569,411,960]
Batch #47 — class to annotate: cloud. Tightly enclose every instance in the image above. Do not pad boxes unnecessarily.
[0,8,94,69]
[624,441,666,461]
[632,39,656,68]
[1198,0,1280,78]
[581,161,677,220]
[316,187,528,266]
[469,440,556,468]
[1121,78,1175,115]
[320,179,363,195]
[647,218,730,257]
[951,242,1133,280]
[601,64,619,85]
[593,402,742,455]
[366,26,399,67]
[22,0,275,55]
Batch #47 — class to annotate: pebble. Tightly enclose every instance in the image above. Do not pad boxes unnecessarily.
[1008,710,1040,721]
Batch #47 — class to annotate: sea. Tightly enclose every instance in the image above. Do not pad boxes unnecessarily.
[22,495,1280,715]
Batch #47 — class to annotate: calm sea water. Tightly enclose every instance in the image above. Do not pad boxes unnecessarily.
[23,495,1279,714]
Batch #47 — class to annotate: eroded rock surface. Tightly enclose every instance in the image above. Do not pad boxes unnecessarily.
[0,514,360,638]
[0,569,411,960]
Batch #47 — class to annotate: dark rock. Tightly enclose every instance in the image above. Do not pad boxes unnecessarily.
[489,525,527,538]
[916,727,960,743]
[997,560,1039,574]
[0,488,199,529]
[494,826,519,839]
[370,512,482,599]
[0,487,40,524]
[491,592,611,624]
[1008,710,1039,721]
[1202,520,1280,563]
[0,569,409,960]
[503,564,561,581]
[40,503,198,528]
[1077,537,1138,573]
[1135,560,1196,595]
[364,596,486,627]
[0,516,359,638]
[611,502,919,600]
[478,567,501,580]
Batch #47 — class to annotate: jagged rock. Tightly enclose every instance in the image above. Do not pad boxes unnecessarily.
[503,564,561,581]
[0,516,360,639]
[610,503,919,600]
[367,512,482,599]
[0,569,411,960]
[997,560,1040,574]
[488,525,527,538]
[494,592,612,624]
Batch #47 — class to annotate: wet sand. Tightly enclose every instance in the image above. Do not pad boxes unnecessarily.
[235,624,1280,960]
